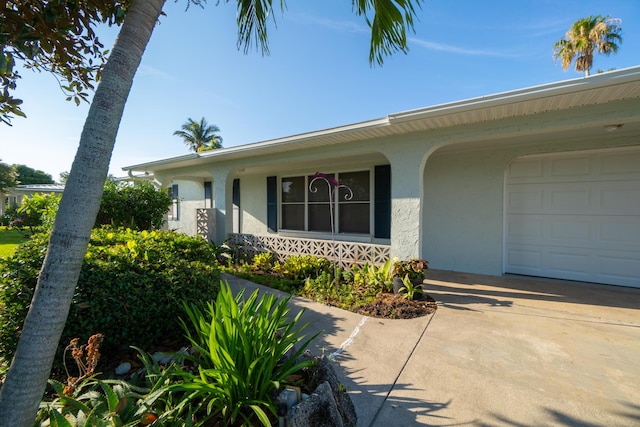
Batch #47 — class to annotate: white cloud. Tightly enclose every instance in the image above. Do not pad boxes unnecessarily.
[137,64,175,80]
[408,37,517,58]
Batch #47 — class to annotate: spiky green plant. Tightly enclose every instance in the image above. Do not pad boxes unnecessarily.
[174,282,318,426]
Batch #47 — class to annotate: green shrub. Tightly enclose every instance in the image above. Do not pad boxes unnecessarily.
[273,255,331,280]
[301,271,368,311]
[251,251,274,272]
[174,282,318,426]
[14,192,61,234]
[0,227,220,373]
[95,180,172,230]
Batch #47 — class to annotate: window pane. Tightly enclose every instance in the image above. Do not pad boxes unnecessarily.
[309,204,331,232]
[282,204,304,230]
[339,171,369,201]
[308,174,334,202]
[282,177,305,202]
[339,203,369,234]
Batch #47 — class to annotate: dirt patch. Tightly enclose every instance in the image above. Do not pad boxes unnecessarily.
[355,293,437,319]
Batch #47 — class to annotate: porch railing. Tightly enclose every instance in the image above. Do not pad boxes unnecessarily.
[196,208,216,240]
[228,233,391,268]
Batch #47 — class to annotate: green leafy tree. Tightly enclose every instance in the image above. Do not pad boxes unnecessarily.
[0,1,129,125]
[14,192,61,234]
[0,159,17,192]
[58,171,70,184]
[95,180,172,230]
[14,164,54,185]
[553,15,622,76]
[0,1,423,425]
[174,116,224,152]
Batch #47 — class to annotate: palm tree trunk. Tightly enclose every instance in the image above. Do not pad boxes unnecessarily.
[0,1,165,425]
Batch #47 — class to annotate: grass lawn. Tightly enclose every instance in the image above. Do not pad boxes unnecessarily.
[0,228,28,258]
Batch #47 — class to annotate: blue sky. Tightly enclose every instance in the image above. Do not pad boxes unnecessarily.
[1,0,638,180]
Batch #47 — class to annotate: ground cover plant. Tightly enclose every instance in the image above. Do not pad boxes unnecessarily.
[224,252,437,320]
[34,283,319,427]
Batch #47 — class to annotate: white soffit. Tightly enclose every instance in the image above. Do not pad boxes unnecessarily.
[124,66,640,173]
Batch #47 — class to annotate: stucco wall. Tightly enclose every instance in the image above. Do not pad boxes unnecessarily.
[239,173,268,235]
[422,148,510,275]
[422,138,640,276]
[166,180,205,235]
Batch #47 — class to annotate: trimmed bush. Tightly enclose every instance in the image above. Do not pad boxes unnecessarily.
[95,180,172,230]
[0,227,220,373]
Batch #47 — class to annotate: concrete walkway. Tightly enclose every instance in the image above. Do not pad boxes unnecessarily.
[224,271,640,426]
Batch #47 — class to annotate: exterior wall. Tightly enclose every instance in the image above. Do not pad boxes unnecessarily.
[166,180,206,235]
[422,148,510,275]
[239,173,268,235]
[233,155,392,244]
[422,139,640,276]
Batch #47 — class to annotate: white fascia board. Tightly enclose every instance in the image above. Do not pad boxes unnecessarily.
[388,66,640,123]
[123,118,389,172]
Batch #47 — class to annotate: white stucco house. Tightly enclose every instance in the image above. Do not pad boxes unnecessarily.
[124,66,640,288]
[0,184,65,217]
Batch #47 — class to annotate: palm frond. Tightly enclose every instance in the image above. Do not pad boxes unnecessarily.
[353,0,422,66]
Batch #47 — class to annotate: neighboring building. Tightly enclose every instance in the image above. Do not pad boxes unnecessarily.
[124,67,640,288]
[0,184,65,216]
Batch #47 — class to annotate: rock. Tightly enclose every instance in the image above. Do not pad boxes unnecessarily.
[114,362,131,375]
[286,382,343,427]
[284,354,357,427]
[152,347,190,365]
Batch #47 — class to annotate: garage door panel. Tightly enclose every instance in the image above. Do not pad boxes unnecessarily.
[505,247,542,271]
[601,151,640,178]
[505,216,543,240]
[550,220,589,242]
[549,188,591,210]
[506,190,543,210]
[508,215,640,251]
[549,156,591,177]
[505,148,640,287]
[547,250,591,276]
[506,243,640,287]
[600,221,640,247]
[507,158,544,180]
[600,183,640,211]
[598,253,640,284]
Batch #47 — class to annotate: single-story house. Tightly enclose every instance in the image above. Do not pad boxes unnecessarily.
[124,66,640,288]
[0,184,65,216]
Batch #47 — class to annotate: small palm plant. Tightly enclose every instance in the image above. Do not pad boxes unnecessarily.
[173,282,319,426]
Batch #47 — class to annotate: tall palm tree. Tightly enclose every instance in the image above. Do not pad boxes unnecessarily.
[174,117,223,152]
[0,1,422,425]
[553,15,622,76]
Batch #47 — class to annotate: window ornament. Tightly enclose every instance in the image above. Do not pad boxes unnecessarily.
[309,172,353,279]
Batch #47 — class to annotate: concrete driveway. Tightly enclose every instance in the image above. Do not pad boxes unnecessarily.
[225,271,640,426]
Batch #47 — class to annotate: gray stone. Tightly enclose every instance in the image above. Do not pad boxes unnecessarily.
[114,362,131,375]
[284,355,357,427]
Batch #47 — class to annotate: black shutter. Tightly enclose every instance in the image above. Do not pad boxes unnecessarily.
[374,165,391,239]
[232,179,240,207]
[267,176,277,232]
[204,181,212,208]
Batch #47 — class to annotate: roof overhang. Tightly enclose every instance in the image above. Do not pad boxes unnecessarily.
[124,66,640,174]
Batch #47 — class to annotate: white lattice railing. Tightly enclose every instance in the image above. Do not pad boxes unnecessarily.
[228,233,391,268]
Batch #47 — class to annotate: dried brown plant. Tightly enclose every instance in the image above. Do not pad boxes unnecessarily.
[62,333,104,396]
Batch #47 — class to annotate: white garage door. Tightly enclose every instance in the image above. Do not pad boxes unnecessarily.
[505,148,640,288]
